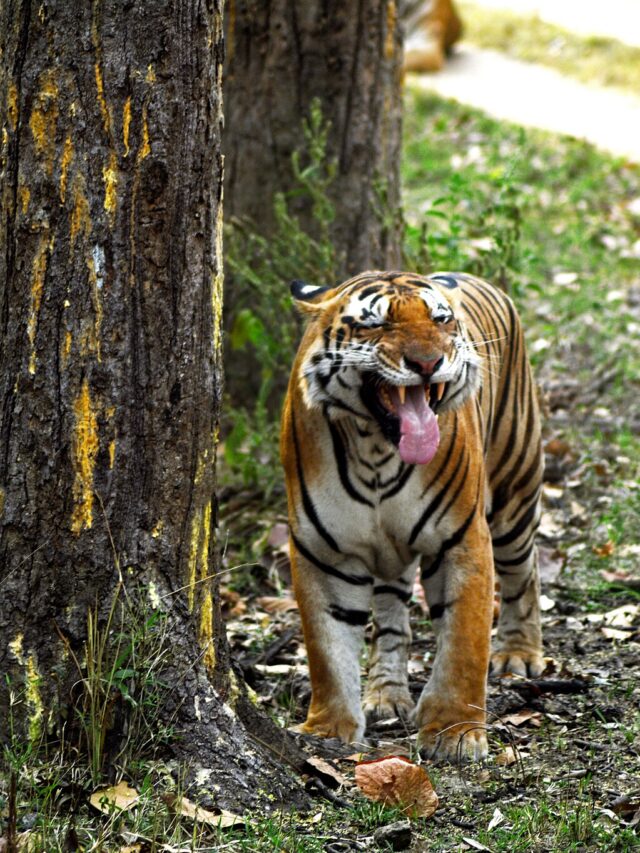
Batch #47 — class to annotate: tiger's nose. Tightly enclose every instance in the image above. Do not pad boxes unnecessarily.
[405,355,444,376]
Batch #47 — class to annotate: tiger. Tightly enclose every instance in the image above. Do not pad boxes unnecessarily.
[403,0,463,74]
[281,270,544,761]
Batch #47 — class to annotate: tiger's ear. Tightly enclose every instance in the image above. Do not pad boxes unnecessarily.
[290,280,334,314]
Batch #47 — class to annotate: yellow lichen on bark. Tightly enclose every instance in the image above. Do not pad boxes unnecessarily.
[145,64,156,84]
[198,501,215,673]
[103,150,118,221]
[199,590,216,673]
[70,176,92,248]
[26,654,44,743]
[94,63,112,137]
[212,199,224,355]
[123,97,131,156]
[29,71,59,176]
[187,508,202,612]
[108,439,116,469]
[70,379,99,535]
[62,330,73,367]
[59,135,74,203]
[138,107,151,161]
[384,0,397,59]
[186,499,212,616]
[19,185,30,214]
[27,234,54,375]
[8,82,19,130]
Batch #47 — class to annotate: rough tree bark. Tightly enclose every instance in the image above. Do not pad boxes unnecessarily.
[0,0,305,810]
[224,0,404,275]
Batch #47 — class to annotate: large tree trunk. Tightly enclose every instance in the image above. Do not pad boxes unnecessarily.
[224,0,404,275]
[0,0,305,810]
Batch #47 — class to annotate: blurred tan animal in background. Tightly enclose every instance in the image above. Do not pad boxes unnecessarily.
[403,0,463,72]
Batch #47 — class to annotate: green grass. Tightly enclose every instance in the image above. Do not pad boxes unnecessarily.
[459,2,640,93]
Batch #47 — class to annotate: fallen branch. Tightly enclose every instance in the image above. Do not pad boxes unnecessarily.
[508,678,590,698]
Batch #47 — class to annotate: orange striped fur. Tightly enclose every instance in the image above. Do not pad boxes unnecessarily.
[282,271,543,761]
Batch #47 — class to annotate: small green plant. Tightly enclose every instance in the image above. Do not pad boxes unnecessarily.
[60,583,173,784]
[402,134,534,297]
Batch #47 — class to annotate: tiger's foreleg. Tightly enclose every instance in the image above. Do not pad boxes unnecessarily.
[291,542,373,744]
[415,516,494,761]
[363,568,416,722]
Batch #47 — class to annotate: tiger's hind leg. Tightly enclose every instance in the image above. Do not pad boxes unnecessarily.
[490,502,544,678]
[291,543,373,744]
[363,568,416,723]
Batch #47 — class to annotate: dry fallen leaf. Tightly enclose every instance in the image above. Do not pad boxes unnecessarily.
[538,546,564,583]
[603,603,639,628]
[355,755,438,819]
[255,595,298,614]
[487,807,506,831]
[495,745,518,766]
[593,540,615,558]
[600,569,640,589]
[412,575,429,614]
[500,709,543,728]
[304,756,348,789]
[90,781,140,813]
[544,437,572,457]
[163,794,243,828]
[463,838,492,851]
[601,627,633,641]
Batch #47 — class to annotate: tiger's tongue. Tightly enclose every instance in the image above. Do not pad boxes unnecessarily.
[393,384,440,465]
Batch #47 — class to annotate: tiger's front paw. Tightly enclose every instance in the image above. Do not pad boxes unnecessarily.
[418,722,488,762]
[491,647,544,678]
[363,686,414,723]
[293,706,366,744]
[415,694,487,762]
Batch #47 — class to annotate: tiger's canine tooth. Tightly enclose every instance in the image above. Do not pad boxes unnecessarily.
[398,386,406,404]
[436,382,445,401]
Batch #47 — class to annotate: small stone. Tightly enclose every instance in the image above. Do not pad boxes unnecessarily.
[373,819,412,851]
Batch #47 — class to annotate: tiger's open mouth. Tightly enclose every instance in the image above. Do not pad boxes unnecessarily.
[361,375,447,465]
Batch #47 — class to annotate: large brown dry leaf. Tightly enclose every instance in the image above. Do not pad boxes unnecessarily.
[355,755,438,819]
[90,781,140,813]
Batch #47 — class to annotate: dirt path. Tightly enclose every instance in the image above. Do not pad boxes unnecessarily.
[409,45,640,162]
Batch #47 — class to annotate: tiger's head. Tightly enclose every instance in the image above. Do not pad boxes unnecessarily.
[291,271,481,465]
